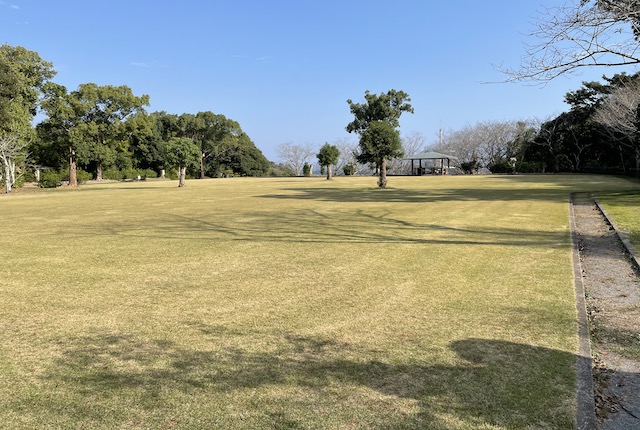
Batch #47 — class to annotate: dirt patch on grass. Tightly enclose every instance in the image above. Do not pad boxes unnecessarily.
[573,195,640,429]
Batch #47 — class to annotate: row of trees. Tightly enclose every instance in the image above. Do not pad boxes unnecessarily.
[429,70,640,175]
[277,130,427,180]
[0,44,271,191]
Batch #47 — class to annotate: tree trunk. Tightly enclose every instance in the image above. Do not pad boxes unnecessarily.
[200,152,206,179]
[69,152,78,187]
[96,162,103,181]
[326,164,332,180]
[160,169,165,179]
[4,164,11,193]
[178,165,186,187]
[378,158,387,188]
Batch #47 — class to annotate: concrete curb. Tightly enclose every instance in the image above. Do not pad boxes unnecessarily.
[570,194,597,430]
[593,198,640,273]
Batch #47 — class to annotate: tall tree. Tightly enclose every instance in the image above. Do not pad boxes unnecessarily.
[180,112,244,178]
[70,83,149,180]
[37,83,80,185]
[0,45,55,191]
[163,137,200,187]
[346,90,413,187]
[316,143,340,180]
[356,121,404,188]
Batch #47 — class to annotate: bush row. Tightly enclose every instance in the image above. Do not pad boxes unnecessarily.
[38,168,162,188]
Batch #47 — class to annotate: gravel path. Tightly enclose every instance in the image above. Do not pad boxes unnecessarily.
[573,195,640,430]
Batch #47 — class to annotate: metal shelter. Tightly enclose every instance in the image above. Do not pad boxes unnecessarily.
[406,151,457,175]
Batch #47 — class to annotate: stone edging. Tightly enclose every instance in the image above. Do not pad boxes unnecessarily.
[593,198,640,272]
[570,194,597,430]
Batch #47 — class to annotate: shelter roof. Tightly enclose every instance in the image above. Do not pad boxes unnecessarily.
[405,151,458,160]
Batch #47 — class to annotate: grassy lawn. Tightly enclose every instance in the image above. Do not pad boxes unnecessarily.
[1,174,638,429]
[593,190,640,362]
[597,190,640,250]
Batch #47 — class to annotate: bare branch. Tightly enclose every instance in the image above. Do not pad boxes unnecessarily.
[502,0,640,83]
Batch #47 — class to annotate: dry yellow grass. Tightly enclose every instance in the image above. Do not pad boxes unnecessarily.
[0,174,638,429]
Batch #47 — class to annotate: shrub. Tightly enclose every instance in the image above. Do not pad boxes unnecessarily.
[121,168,142,180]
[102,168,123,180]
[303,163,312,176]
[488,159,513,174]
[77,169,93,184]
[38,170,62,188]
[164,168,178,180]
[516,161,540,173]
[140,169,158,179]
[22,170,37,182]
[343,163,356,176]
[460,161,479,174]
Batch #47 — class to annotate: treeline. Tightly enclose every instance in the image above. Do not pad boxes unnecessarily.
[0,44,271,192]
[433,72,640,175]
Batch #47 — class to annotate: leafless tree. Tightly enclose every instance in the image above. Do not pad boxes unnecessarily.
[432,120,537,168]
[504,0,640,82]
[276,142,316,176]
[594,78,640,170]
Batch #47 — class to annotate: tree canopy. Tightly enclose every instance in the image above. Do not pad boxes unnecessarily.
[0,45,55,191]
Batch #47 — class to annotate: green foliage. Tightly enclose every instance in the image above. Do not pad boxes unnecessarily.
[268,162,296,177]
[121,168,142,180]
[0,45,55,138]
[140,168,158,179]
[356,121,403,165]
[488,159,513,174]
[76,169,93,184]
[347,90,412,187]
[102,168,123,180]
[317,143,340,167]
[38,170,62,188]
[221,134,270,177]
[460,160,479,174]
[302,163,312,176]
[516,161,541,173]
[346,89,414,134]
[163,137,200,168]
[343,163,356,176]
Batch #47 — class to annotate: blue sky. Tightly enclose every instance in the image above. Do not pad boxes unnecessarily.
[1,0,634,161]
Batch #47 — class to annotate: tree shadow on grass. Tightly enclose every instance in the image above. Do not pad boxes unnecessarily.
[38,329,594,429]
[69,208,570,248]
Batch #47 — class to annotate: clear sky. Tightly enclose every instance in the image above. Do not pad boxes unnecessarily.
[1,0,634,161]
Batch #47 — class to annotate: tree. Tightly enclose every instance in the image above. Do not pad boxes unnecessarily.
[346,90,413,188]
[505,0,640,82]
[226,133,270,176]
[0,134,27,192]
[356,121,404,188]
[126,111,162,172]
[594,77,640,172]
[0,45,55,191]
[38,83,80,186]
[276,142,315,176]
[164,137,200,187]
[180,112,241,178]
[317,143,340,180]
[70,83,149,180]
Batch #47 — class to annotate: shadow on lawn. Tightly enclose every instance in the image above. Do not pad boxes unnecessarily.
[41,329,590,429]
[79,208,570,248]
